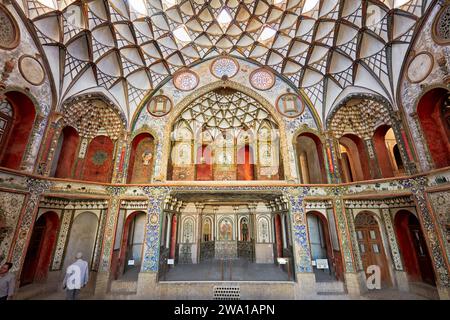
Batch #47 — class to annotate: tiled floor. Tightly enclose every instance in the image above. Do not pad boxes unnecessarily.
[161,259,292,282]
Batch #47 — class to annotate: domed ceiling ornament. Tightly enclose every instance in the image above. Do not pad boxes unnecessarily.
[0,4,20,50]
[210,56,239,79]
[173,69,199,91]
[250,68,275,91]
[433,4,450,45]
[22,0,428,121]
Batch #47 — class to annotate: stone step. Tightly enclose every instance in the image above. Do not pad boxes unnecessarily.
[316,281,346,294]
[110,280,137,294]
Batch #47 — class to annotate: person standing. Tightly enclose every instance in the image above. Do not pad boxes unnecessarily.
[63,252,89,300]
[0,262,15,301]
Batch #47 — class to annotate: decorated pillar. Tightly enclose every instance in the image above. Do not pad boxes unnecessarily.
[94,187,125,296]
[363,137,382,179]
[285,187,316,298]
[390,111,418,175]
[112,132,129,184]
[136,186,170,298]
[36,113,63,176]
[328,188,367,296]
[7,178,51,279]
[380,205,409,291]
[195,202,205,263]
[324,131,341,183]
[401,177,450,300]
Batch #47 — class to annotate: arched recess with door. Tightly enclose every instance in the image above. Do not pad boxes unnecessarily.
[0,91,37,170]
[295,132,327,184]
[63,211,99,285]
[116,211,146,279]
[416,88,450,168]
[354,211,392,287]
[127,133,155,183]
[394,210,436,286]
[20,212,60,286]
[306,211,342,281]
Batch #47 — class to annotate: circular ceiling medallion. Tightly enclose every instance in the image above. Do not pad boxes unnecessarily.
[250,68,275,91]
[19,55,45,86]
[433,5,450,45]
[0,4,20,50]
[210,56,239,79]
[147,95,173,117]
[407,52,434,84]
[276,93,305,118]
[173,70,199,91]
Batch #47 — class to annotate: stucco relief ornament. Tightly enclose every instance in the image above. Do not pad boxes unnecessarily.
[25,178,52,195]
[105,186,126,197]
[0,59,15,101]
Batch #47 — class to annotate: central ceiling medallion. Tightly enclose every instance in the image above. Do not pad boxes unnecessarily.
[173,69,199,91]
[210,56,239,79]
[250,68,275,91]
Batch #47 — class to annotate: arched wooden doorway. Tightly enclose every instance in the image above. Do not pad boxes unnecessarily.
[296,133,327,184]
[20,212,59,286]
[237,145,255,180]
[354,212,391,287]
[394,210,435,286]
[0,92,36,170]
[117,211,146,278]
[417,88,450,168]
[127,133,155,183]
[306,212,339,281]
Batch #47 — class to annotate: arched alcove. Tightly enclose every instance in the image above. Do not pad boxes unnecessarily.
[416,88,450,168]
[20,212,59,286]
[0,92,37,170]
[127,133,155,183]
[168,87,284,181]
[51,126,80,178]
[295,132,327,184]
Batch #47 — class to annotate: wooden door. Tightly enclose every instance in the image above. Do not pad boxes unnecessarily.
[409,222,436,286]
[355,213,391,287]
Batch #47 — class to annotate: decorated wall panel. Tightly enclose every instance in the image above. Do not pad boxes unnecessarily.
[0,190,26,264]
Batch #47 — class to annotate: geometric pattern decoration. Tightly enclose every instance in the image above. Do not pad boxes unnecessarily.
[328,98,391,139]
[250,68,275,91]
[62,98,125,140]
[177,87,275,131]
[0,4,20,50]
[20,0,430,120]
[433,4,450,44]
[173,69,199,91]
[210,56,239,79]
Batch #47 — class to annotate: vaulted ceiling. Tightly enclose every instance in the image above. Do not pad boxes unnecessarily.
[16,0,431,125]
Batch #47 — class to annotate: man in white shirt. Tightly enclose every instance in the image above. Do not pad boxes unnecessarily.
[0,262,15,301]
[63,252,89,300]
